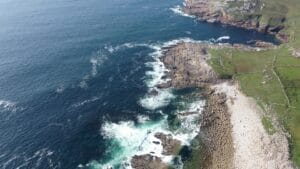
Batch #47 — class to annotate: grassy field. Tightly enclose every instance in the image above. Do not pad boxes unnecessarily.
[207,0,300,166]
[261,116,276,135]
[208,46,300,166]
[227,0,300,46]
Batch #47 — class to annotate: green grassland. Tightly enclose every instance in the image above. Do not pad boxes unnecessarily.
[208,46,300,166]
[262,116,276,135]
[207,0,300,166]
[227,0,300,48]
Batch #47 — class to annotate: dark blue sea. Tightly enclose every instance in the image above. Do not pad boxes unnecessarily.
[0,0,278,168]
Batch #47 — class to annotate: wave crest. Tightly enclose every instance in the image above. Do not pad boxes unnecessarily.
[170,5,196,18]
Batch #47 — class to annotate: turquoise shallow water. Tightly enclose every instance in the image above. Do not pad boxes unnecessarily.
[0,0,278,168]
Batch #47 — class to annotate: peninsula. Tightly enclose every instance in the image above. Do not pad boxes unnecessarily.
[131,0,300,168]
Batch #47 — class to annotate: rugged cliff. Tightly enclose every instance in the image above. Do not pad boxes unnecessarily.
[182,0,288,41]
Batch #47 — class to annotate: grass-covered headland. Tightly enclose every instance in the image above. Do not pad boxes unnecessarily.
[209,44,300,167]
[201,0,300,166]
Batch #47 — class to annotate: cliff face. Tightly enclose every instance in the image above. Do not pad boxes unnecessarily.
[183,0,288,41]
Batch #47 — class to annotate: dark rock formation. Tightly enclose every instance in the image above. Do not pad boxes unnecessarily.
[160,43,218,88]
[159,42,234,169]
[154,133,181,156]
[131,154,168,169]
[182,0,287,41]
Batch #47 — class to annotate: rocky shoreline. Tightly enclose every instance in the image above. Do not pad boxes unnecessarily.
[138,41,293,169]
[129,41,280,169]
[182,0,288,42]
[158,42,235,169]
[130,42,230,169]
[128,1,292,166]
[199,88,234,169]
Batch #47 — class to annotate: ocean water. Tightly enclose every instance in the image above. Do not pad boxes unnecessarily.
[0,0,278,168]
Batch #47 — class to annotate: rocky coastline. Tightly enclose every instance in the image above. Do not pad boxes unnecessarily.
[158,42,235,169]
[130,40,280,168]
[199,88,234,169]
[182,0,288,42]
[129,1,292,167]
[136,41,293,169]
[130,42,233,169]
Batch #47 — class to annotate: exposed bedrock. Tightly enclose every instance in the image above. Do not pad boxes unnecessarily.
[155,133,181,156]
[158,42,234,169]
[131,154,168,169]
[182,0,288,41]
[158,43,218,88]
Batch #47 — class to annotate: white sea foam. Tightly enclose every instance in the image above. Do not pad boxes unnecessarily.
[137,115,150,123]
[88,98,205,168]
[87,38,210,168]
[78,51,107,89]
[88,119,169,169]
[139,89,175,110]
[71,96,100,108]
[170,5,196,18]
[174,100,205,145]
[104,43,151,54]
[2,148,55,169]
[185,31,192,35]
[90,55,106,77]
[55,85,65,94]
[210,36,231,43]
[139,38,206,110]
[0,100,18,112]
[217,36,230,41]
[104,45,115,53]
[138,41,174,110]
[79,75,89,89]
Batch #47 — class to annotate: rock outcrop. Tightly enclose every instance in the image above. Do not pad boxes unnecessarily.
[159,43,218,88]
[154,133,181,155]
[131,155,169,169]
[159,42,234,169]
[182,0,288,41]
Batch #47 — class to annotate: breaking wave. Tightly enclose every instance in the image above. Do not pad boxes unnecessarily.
[210,36,231,42]
[0,100,17,112]
[71,96,100,108]
[0,148,56,169]
[86,98,205,169]
[0,99,24,114]
[79,52,108,89]
[170,5,196,18]
[84,38,210,169]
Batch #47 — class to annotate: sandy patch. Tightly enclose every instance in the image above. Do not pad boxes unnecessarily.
[213,82,294,169]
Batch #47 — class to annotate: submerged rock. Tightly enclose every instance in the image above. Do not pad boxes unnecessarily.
[149,89,159,96]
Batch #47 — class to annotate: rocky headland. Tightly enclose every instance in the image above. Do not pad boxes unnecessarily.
[129,0,296,167]
[182,0,288,41]
[157,42,294,169]
[159,42,235,169]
